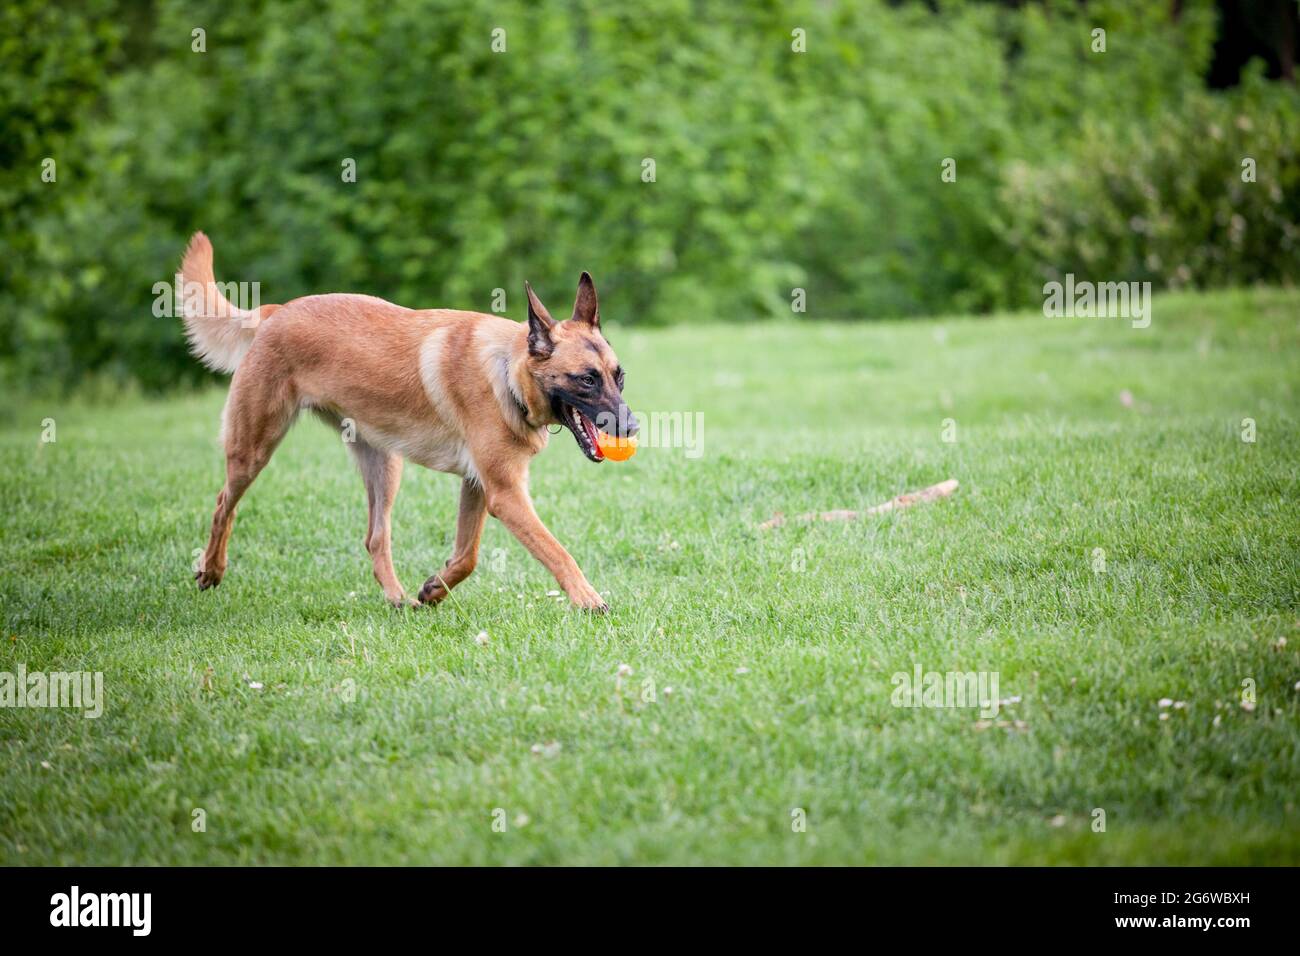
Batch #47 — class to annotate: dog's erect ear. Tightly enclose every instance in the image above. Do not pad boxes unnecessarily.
[571,272,600,329]
[525,281,556,358]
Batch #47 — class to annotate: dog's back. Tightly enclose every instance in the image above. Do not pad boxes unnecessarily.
[181,234,497,450]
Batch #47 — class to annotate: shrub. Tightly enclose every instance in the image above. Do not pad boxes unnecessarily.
[995,66,1300,300]
[2,0,1294,392]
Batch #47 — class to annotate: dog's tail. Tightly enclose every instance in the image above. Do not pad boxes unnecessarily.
[179,232,275,374]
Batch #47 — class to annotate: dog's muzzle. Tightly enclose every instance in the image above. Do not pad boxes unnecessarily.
[554,400,638,462]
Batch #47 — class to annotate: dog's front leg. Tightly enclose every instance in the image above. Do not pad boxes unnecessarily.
[484,481,607,612]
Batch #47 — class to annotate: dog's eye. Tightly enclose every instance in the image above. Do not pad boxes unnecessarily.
[582,372,599,389]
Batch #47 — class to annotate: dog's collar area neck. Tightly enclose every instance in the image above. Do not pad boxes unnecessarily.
[504,354,540,427]
[511,385,546,430]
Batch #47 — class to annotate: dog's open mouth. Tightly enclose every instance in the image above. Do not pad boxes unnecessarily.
[559,402,605,462]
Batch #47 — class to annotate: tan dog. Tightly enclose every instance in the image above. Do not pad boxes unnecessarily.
[180,232,636,611]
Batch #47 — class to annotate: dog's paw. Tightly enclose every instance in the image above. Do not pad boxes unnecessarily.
[387,595,419,610]
[416,578,448,606]
[568,585,609,614]
[194,567,223,590]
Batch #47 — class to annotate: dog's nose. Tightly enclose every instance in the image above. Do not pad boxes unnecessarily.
[622,409,640,438]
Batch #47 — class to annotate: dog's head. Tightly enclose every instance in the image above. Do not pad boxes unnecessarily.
[524,273,636,462]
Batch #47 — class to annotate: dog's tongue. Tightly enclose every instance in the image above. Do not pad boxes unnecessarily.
[583,415,604,459]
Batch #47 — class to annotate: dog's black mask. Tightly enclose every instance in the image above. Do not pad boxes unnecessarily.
[550,384,638,463]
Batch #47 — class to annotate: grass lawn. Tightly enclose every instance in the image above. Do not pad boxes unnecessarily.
[1,287,1297,865]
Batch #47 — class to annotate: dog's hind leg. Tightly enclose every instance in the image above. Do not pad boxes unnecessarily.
[417,478,488,606]
[348,438,410,608]
[196,369,297,590]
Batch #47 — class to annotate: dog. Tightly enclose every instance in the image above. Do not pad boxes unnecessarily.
[179,232,635,611]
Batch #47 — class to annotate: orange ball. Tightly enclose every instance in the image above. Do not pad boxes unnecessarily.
[596,431,638,461]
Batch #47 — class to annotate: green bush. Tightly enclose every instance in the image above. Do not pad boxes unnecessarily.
[0,0,121,390]
[996,65,1300,298]
[1,0,1296,392]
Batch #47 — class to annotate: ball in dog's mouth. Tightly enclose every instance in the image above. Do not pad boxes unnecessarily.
[595,430,636,461]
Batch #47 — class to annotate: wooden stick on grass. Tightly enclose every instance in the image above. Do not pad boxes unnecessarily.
[758,478,959,530]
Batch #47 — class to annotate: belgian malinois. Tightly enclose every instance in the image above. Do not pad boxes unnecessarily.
[180,232,635,611]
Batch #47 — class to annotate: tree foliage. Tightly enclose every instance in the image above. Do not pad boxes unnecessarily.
[2,0,1296,391]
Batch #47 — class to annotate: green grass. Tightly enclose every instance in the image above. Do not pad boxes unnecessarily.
[2,287,1298,865]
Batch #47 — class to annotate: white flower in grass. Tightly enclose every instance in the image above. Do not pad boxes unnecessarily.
[735,666,750,675]
[1049,814,1066,828]
[616,663,633,677]
[546,589,561,597]
[474,630,489,646]
[1157,698,1173,708]
[1240,699,1256,712]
